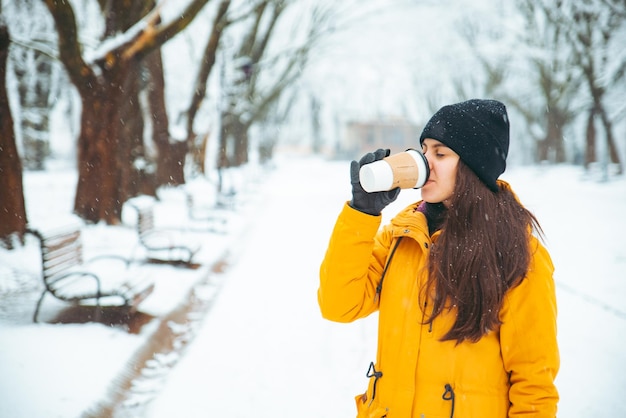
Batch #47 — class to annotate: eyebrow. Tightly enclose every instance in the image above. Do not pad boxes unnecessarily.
[423,142,450,150]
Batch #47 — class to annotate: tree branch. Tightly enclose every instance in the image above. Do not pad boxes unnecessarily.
[123,0,213,62]
[42,0,96,94]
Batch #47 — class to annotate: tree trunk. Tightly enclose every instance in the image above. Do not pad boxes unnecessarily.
[233,117,249,166]
[597,102,623,175]
[74,68,128,224]
[118,65,142,200]
[144,47,182,188]
[536,138,549,163]
[584,107,597,170]
[185,0,231,175]
[537,106,567,163]
[218,111,233,170]
[11,0,55,171]
[0,24,28,246]
[15,50,53,170]
[311,95,322,154]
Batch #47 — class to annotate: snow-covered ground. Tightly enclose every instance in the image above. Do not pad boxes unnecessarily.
[1,156,626,417]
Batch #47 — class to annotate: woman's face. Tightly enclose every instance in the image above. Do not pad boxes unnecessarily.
[420,138,460,206]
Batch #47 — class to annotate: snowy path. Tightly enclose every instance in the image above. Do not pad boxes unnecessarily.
[146,157,379,417]
[145,157,626,418]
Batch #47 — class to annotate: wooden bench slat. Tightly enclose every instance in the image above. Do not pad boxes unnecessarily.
[43,252,83,276]
[41,233,82,252]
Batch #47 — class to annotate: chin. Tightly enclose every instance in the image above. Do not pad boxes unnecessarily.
[420,189,437,203]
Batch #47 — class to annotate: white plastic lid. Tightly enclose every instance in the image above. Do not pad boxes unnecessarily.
[359,160,394,193]
[406,149,429,188]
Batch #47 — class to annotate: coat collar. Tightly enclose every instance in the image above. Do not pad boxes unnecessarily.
[389,202,431,241]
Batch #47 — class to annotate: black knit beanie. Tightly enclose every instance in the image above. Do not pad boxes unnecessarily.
[419,99,510,192]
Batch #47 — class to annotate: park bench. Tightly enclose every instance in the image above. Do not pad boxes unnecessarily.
[132,204,201,267]
[27,225,155,323]
[185,191,229,233]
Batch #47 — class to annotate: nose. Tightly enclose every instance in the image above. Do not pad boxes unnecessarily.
[423,151,433,171]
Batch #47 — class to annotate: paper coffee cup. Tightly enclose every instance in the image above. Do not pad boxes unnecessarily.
[359,149,430,193]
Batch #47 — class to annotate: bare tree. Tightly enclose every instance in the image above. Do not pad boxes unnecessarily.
[544,0,624,174]
[218,0,333,169]
[0,21,28,246]
[7,0,59,171]
[455,1,579,164]
[41,0,213,224]
[511,0,580,163]
[184,0,233,176]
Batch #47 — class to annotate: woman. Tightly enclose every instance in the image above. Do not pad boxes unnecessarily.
[318,99,559,417]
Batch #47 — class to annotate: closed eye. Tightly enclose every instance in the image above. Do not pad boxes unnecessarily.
[422,139,455,158]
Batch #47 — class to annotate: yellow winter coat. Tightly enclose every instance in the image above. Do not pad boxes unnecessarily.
[319,185,559,417]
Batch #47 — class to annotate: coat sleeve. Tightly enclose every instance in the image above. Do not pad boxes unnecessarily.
[499,238,560,417]
[318,202,393,323]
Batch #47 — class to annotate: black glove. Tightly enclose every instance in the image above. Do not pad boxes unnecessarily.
[349,149,401,216]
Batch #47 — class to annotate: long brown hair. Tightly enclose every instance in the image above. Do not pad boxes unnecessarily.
[424,160,543,343]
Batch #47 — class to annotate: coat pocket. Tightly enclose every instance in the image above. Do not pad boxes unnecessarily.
[355,393,388,418]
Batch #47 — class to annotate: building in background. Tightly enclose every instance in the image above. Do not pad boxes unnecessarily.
[341,118,421,158]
